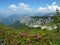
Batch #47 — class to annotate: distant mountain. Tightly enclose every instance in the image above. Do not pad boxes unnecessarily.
[2,14,21,25]
[10,14,55,29]
[0,15,7,22]
[10,16,32,29]
[1,12,55,25]
[34,12,56,16]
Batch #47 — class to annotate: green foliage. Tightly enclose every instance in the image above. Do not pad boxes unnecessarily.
[55,9,60,23]
[0,23,60,45]
[10,21,28,29]
[54,9,60,32]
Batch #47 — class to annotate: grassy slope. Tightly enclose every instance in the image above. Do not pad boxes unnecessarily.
[0,23,60,45]
[10,21,28,29]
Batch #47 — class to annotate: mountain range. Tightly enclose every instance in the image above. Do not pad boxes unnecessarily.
[0,12,55,26]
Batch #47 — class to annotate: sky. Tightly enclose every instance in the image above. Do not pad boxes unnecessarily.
[0,0,60,16]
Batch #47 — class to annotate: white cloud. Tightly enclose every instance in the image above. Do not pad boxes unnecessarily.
[52,2,56,5]
[9,3,32,11]
[19,3,30,10]
[47,2,60,11]
[9,4,17,11]
[38,7,46,12]
[9,2,60,12]
[38,2,60,12]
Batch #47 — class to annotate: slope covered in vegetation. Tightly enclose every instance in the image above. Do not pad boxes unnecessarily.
[0,23,60,45]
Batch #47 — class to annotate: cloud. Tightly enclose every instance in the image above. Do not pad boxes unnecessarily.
[38,7,46,12]
[9,2,60,12]
[47,2,60,11]
[38,2,60,12]
[9,4,17,11]
[47,2,57,11]
[52,2,56,5]
[19,3,30,10]
[9,3,32,11]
